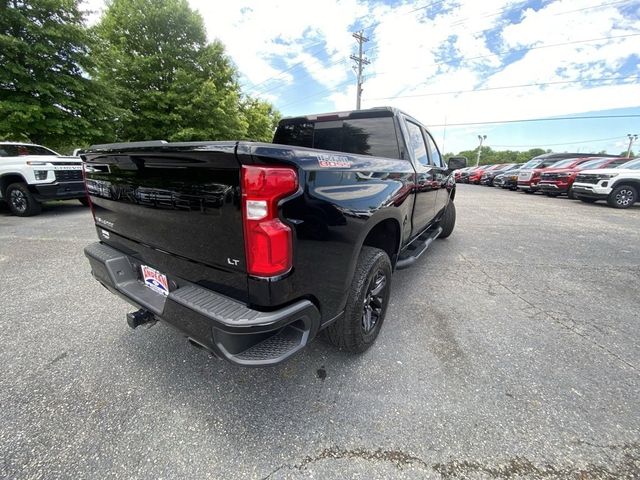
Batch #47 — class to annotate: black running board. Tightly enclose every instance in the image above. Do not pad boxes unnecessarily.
[395,226,443,270]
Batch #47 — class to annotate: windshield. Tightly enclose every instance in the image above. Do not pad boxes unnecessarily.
[578,158,609,170]
[617,159,640,170]
[0,144,58,157]
[521,159,543,169]
[549,159,577,168]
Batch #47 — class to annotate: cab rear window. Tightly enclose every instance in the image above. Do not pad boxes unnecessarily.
[273,116,401,160]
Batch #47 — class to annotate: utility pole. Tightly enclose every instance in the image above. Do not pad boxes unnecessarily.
[626,133,638,158]
[350,31,370,110]
[476,135,487,166]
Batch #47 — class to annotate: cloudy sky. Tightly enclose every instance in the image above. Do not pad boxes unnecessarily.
[84,0,640,154]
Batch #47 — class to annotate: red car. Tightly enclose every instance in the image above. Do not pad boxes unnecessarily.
[468,164,501,184]
[517,153,617,193]
[539,157,629,198]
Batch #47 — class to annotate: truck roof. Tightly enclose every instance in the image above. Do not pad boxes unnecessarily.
[279,106,408,123]
[0,141,47,147]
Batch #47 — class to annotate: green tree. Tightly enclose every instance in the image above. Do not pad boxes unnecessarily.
[0,0,117,151]
[241,97,281,142]
[94,0,278,142]
[445,147,553,165]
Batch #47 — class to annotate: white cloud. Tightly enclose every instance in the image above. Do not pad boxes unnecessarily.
[190,0,367,96]
[81,0,640,152]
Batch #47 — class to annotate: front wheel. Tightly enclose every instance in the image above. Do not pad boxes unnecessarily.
[324,247,392,353]
[6,183,41,216]
[607,185,637,209]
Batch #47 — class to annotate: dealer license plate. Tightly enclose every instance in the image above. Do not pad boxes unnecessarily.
[141,265,169,296]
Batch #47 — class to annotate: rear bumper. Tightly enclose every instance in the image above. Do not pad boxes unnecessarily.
[33,181,85,201]
[84,242,320,366]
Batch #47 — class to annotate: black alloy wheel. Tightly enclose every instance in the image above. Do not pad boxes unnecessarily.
[362,270,387,335]
[6,183,41,216]
[9,188,27,214]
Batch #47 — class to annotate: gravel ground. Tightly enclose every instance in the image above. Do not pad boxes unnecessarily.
[1,186,638,479]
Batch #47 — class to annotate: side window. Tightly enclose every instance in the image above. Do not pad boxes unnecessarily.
[425,132,443,168]
[405,120,429,166]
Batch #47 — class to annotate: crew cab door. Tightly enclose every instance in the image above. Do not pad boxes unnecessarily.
[402,117,438,236]
[424,130,450,215]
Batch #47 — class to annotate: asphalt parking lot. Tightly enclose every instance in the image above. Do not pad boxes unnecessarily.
[1,186,639,479]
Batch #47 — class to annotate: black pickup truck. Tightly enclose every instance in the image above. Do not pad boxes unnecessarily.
[82,107,466,366]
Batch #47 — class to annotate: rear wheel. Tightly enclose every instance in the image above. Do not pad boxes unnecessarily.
[438,201,456,239]
[607,185,637,209]
[6,183,41,216]
[324,247,391,353]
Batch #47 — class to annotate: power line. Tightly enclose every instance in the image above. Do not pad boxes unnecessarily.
[277,32,639,110]
[366,75,640,101]
[365,32,640,93]
[243,0,630,99]
[492,136,625,148]
[428,114,640,127]
[243,0,527,97]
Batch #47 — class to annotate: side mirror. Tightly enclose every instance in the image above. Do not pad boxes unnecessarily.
[447,156,467,171]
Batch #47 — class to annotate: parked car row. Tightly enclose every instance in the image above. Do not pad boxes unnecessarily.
[456,153,640,209]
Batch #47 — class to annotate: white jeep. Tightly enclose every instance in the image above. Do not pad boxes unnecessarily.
[572,158,640,209]
[0,142,86,216]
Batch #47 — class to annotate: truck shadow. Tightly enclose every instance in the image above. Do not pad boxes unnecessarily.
[117,244,450,454]
[122,320,367,444]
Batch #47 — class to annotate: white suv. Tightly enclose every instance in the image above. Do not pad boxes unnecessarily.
[0,142,85,216]
[572,158,640,208]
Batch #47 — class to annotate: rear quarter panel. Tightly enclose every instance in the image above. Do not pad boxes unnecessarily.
[241,143,415,322]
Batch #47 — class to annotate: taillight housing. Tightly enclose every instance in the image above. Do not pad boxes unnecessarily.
[241,165,298,277]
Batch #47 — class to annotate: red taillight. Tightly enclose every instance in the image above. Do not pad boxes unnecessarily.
[241,165,298,277]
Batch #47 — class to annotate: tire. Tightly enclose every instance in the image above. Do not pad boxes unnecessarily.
[6,183,41,216]
[567,188,575,200]
[607,184,637,209]
[79,197,91,207]
[324,247,392,353]
[523,190,534,194]
[438,201,456,239]
[577,196,597,204]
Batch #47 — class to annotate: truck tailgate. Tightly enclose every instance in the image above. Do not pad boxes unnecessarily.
[83,143,245,273]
